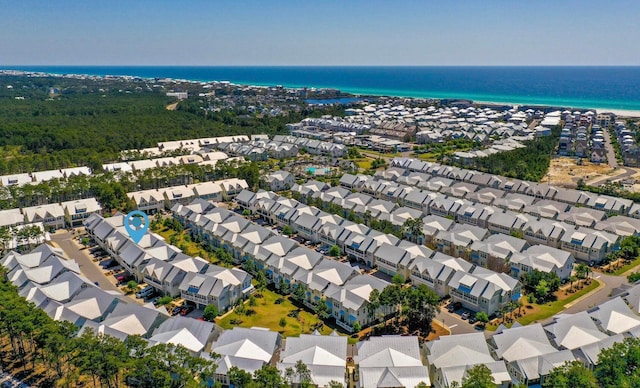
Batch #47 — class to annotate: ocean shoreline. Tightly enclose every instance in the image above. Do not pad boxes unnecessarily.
[3,66,640,117]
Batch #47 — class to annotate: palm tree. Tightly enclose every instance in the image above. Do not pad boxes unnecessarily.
[568,275,577,292]
[402,217,424,244]
[575,263,588,288]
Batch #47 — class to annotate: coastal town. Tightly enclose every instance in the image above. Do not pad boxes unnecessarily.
[3,71,640,388]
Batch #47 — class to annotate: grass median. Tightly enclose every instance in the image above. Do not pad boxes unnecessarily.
[517,279,601,326]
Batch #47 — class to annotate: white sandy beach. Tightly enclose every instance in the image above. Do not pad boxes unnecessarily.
[462,99,640,118]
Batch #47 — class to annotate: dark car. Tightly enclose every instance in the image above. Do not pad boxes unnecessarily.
[447,301,462,313]
[170,306,182,316]
[468,316,477,324]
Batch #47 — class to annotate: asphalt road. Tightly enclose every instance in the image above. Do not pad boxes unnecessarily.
[589,129,637,186]
[589,166,636,186]
[50,230,120,292]
[604,128,618,169]
[562,271,626,314]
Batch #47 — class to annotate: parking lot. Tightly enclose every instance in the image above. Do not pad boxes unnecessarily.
[436,301,486,335]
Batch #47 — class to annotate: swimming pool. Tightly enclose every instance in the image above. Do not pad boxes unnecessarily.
[307,167,331,174]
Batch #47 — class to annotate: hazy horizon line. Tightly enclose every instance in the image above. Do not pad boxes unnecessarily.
[3,64,640,68]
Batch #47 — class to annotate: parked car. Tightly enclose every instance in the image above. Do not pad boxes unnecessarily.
[180,306,194,316]
[150,296,161,306]
[170,306,182,316]
[447,301,462,313]
[135,286,154,299]
[461,311,471,320]
[115,274,133,285]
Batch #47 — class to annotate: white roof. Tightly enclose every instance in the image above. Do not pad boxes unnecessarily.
[213,327,279,363]
[545,311,609,350]
[32,169,64,183]
[23,203,65,222]
[427,332,494,369]
[149,327,206,353]
[588,297,640,334]
[0,208,24,227]
[492,323,557,362]
[356,336,423,368]
[61,197,102,215]
[102,162,133,173]
[0,173,32,186]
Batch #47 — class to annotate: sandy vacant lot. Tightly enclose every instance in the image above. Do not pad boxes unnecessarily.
[543,157,617,188]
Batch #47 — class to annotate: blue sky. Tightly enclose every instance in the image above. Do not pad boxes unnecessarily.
[1,0,639,66]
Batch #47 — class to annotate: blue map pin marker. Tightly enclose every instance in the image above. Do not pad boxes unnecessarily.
[124,210,149,244]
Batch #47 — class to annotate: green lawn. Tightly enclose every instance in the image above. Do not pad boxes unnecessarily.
[361,150,401,158]
[356,159,373,170]
[151,227,219,264]
[217,288,334,337]
[415,152,437,161]
[517,280,601,326]
[614,257,640,275]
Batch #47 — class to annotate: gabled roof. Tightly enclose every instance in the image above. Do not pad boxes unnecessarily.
[513,349,576,381]
[426,332,494,369]
[326,274,389,311]
[356,336,423,368]
[61,198,102,215]
[0,208,24,227]
[588,297,640,334]
[23,203,65,222]
[101,303,166,337]
[492,323,557,362]
[510,245,574,273]
[470,233,528,259]
[280,332,346,366]
[213,327,280,363]
[20,254,81,286]
[39,271,91,302]
[65,286,122,321]
[360,366,430,388]
[544,311,608,350]
[149,316,215,353]
[575,334,624,366]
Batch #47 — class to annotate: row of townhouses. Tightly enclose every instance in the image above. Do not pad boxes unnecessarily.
[0,166,92,187]
[120,135,251,159]
[104,151,235,173]
[0,242,428,387]
[1,243,218,354]
[334,167,630,263]
[127,178,248,214]
[84,213,253,313]
[299,179,587,276]
[388,158,635,216]
[292,179,579,281]
[0,197,102,230]
[9,240,640,387]
[172,197,395,332]
[234,190,522,317]
[427,283,640,388]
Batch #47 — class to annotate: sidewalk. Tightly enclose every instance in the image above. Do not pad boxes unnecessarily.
[563,280,605,309]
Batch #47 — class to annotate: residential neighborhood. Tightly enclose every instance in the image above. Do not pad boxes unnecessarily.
[1,77,640,387]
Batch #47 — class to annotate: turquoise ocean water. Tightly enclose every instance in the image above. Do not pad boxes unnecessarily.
[3,66,640,111]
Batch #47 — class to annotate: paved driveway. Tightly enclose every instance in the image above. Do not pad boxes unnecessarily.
[50,230,120,292]
[435,306,479,335]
